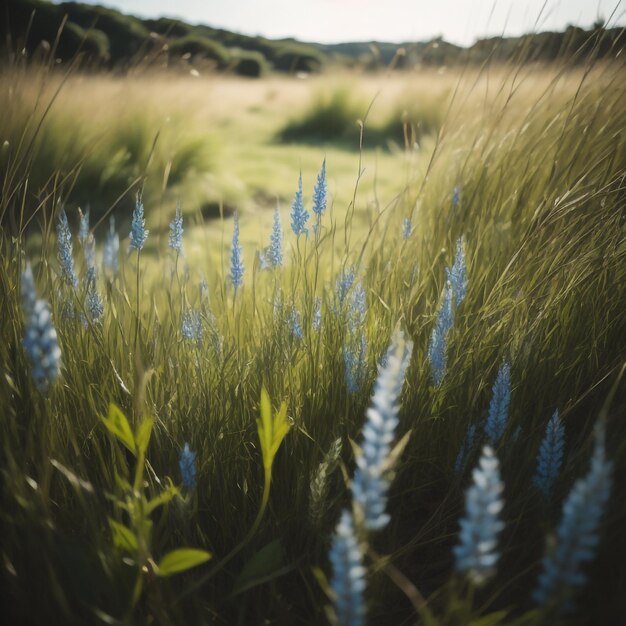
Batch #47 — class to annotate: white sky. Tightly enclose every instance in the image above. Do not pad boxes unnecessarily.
[56,0,624,46]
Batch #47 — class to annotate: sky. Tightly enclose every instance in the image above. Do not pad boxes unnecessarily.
[60,0,624,46]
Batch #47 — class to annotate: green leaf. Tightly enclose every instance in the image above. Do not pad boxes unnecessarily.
[101,403,136,455]
[156,548,212,577]
[135,416,154,457]
[108,518,138,553]
[256,388,291,472]
[145,482,180,515]
[231,539,292,597]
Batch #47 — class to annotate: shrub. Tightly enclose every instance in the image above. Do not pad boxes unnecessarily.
[168,35,230,67]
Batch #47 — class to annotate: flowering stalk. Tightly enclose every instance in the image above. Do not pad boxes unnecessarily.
[290,172,309,237]
[312,159,327,233]
[454,423,477,475]
[129,194,148,350]
[532,410,565,500]
[329,509,366,626]
[169,202,184,256]
[179,443,197,492]
[351,329,413,530]
[268,205,283,268]
[453,445,505,585]
[21,266,61,392]
[427,283,453,387]
[57,209,78,287]
[446,236,468,306]
[129,195,149,253]
[402,217,412,240]
[484,361,511,444]
[533,421,612,609]
[230,211,244,293]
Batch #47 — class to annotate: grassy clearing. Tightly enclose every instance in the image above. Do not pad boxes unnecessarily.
[0,56,625,626]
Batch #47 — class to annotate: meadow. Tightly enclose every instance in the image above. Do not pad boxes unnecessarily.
[1,50,625,626]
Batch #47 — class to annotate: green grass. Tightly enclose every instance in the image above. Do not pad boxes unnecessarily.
[0,56,625,626]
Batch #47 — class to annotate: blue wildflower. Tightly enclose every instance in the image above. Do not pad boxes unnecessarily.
[199,277,209,303]
[446,236,468,306]
[454,423,477,475]
[452,185,461,207]
[103,217,119,277]
[182,308,203,344]
[129,195,149,252]
[290,172,309,236]
[402,217,412,240]
[230,211,244,291]
[427,283,454,387]
[169,202,184,255]
[269,205,283,267]
[313,296,322,332]
[351,329,413,530]
[290,306,303,341]
[23,298,62,392]
[179,443,197,491]
[484,362,511,444]
[348,281,366,332]
[78,206,90,244]
[329,509,366,626]
[532,410,565,500]
[344,331,367,395]
[86,272,104,324]
[57,209,77,287]
[533,421,612,609]
[336,267,356,307]
[312,159,327,220]
[453,445,505,585]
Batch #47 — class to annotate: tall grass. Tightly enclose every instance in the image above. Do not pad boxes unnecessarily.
[0,64,217,227]
[0,52,625,625]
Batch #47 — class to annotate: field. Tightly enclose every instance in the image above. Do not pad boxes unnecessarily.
[1,52,625,626]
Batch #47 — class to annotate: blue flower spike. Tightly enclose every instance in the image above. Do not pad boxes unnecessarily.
[329,509,366,626]
[453,445,505,585]
[129,194,149,253]
[230,211,244,291]
[290,172,309,236]
[179,443,197,492]
[351,328,413,530]
[533,421,612,610]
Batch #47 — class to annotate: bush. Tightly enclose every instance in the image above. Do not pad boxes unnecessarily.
[273,44,325,73]
[231,50,269,78]
[278,87,366,143]
[168,35,230,67]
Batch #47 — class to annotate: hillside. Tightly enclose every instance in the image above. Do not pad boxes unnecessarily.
[1,0,625,74]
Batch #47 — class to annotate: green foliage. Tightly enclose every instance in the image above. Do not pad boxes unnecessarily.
[168,35,230,67]
[100,403,210,614]
[231,49,270,78]
[278,87,367,143]
[273,44,325,73]
[231,539,288,597]
[156,548,212,577]
[257,388,291,486]
[0,70,218,224]
[101,402,136,454]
